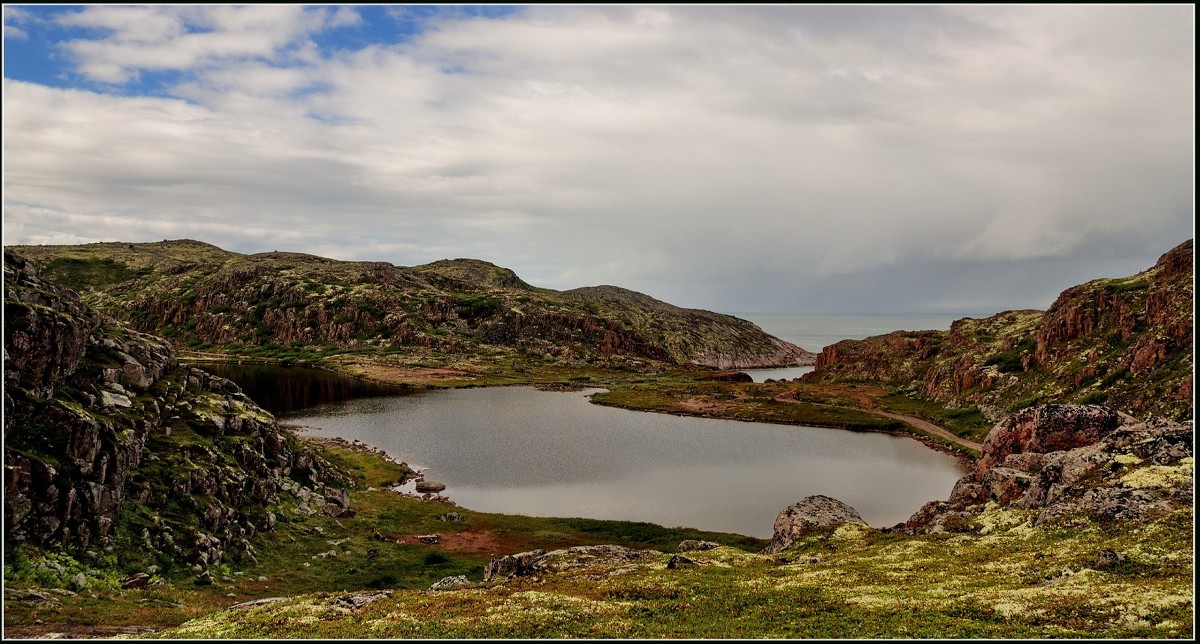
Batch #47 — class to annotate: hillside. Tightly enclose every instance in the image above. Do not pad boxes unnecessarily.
[8,240,813,370]
[804,240,1193,422]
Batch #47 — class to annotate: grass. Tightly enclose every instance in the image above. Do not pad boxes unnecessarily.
[138,504,1194,639]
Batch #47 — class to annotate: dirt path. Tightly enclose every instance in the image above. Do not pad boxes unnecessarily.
[868,409,982,451]
[773,392,982,452]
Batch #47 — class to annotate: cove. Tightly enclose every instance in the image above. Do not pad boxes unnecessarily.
[201,365,966,539]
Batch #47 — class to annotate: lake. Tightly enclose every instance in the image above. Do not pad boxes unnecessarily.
[202,364,966,538]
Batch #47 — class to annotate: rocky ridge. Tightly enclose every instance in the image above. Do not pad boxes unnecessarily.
[805,240,1193,421]
[4,250,351,572]
[8,240,813,370]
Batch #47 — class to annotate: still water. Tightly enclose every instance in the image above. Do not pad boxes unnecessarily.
[203,364,965,538]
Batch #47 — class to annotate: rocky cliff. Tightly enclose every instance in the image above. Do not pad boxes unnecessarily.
[903,404,1192,533]
[805,240,1193,421]
[4,250,351,573]
[8,240,813,369]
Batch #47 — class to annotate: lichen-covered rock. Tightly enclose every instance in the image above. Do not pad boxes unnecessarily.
[428,575,471,591]
[761,495,868,555]
[905,406,1193,533]
[676,539,720,553]
[483,545,663,582]
[3,250,351,568]
[483,549,548,582]
[973,405,1122,478]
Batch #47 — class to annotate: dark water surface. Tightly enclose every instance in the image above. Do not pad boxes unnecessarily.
[201,364,966,538]
[194,363,411,415]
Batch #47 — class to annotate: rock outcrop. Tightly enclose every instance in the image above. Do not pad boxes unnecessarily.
[904,404,1192,533]
[4,250,351,570]
[9,240,814,370]
[805,240,1193,421]
[761,495,868,555]
[483,545,663,582]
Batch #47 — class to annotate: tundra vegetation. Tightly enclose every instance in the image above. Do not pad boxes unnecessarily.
[3,240,1192,638]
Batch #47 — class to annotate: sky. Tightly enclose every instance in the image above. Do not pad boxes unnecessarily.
[2,4,1194,314]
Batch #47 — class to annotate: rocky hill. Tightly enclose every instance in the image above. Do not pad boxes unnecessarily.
[8,240,813,370]
[4,250,352,577]
[804,240,1193,421]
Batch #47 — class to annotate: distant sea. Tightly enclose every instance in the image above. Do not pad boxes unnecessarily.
[729,312,969,382]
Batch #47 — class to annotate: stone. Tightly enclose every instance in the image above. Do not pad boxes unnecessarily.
[323,486,354,518]
[906,411,1193,534]
[334,590,392,611]
[68,573,90,592]
[667,554,695,569]
[761,495,868,555]
[120,573,153,590]
[677,540,720,553]
[429,575,471,591]
[1092,549,1128,571]
[194,571,214,586]
[974,405,1121,479]
[483,549,548,582]
[417,534,440,544]
[415,480,447,494]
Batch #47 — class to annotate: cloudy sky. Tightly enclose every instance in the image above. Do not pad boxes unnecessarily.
[2,5,1193,314]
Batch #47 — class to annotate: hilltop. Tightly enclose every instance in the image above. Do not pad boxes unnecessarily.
[8,240,812,371]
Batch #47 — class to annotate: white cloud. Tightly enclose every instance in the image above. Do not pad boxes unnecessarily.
[3,5,1193,311]
[53,5,357,83]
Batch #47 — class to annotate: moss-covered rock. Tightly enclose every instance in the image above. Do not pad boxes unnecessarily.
[4,250,351,571]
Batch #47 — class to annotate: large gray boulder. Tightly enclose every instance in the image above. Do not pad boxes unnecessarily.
[761,495,868,555]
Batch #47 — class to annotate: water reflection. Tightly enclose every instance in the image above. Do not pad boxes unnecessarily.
[291,386,966,538]
[202,364,966,538]
[194,362,411,415]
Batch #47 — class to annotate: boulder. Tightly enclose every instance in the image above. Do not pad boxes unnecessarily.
[120,572,152,590]
[483,549,547,582]
[429,575,471,591]
[906,408,1193,533]
[323,487,352,518]
[667,554,695,569]
[974,405,1121,478]
[482,545,662,582]
[761,495,868,555]
[415,481,447,494]
[677,540,720,553]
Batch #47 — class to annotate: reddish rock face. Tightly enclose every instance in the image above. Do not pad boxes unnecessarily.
[975,405,1120,479]
[906,408,1191,534]
[806,239,1193,422]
